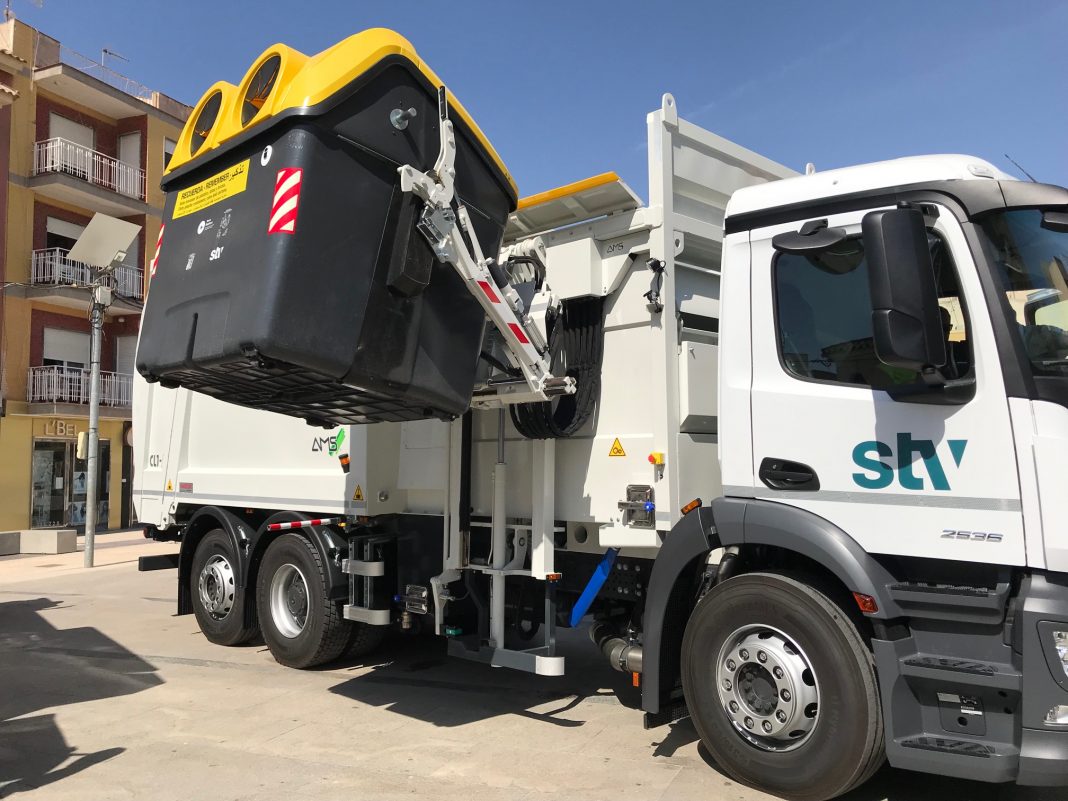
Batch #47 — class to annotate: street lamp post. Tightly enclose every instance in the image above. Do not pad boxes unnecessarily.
[68,214,141,567]
[83,282,111,568]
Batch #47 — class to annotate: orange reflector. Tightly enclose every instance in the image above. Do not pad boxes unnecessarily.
[632,671,641,687]
[546,572,562,582]
[680,498,702,515]
[853,592,879,614]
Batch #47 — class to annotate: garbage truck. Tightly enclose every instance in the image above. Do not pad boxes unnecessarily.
[133,28,1068,800]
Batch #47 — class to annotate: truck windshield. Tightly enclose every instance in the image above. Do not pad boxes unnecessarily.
[980,209,1068,377]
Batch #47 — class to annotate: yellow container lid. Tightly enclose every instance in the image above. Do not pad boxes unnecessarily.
[168,29,515,198]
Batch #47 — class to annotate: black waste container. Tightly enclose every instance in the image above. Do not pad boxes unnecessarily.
[137,31,517,426]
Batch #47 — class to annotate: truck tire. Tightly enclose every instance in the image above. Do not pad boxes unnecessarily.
[681,573,884,801]
[345,622,386,658]
[256,534,349,668]
[190,529,257,646]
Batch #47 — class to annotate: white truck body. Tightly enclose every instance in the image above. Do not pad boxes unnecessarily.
[135,95,797,552]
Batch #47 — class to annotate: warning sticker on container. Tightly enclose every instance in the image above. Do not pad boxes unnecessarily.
[172,159,250,219]
[608,438,626,457]
[352,484,365,503]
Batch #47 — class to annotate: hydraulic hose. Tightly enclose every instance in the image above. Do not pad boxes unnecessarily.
[510,296,605,439]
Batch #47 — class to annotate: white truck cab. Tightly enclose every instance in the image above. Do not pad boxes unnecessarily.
[709,155,1068,791]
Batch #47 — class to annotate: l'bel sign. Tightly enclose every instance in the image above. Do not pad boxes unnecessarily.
[44,419,80,437]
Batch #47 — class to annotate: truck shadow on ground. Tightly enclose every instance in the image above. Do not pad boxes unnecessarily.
[0,598,162,798]
[327,625,640,728]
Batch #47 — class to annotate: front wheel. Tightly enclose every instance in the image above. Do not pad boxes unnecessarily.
[256,534,349,668]
[681,573,884,801]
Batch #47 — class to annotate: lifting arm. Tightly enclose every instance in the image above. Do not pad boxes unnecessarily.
[397,88,575,406]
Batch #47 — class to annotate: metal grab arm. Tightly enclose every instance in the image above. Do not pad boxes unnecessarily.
[397,90,574,405]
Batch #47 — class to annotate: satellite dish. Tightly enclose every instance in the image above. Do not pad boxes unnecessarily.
[68,213,142,269]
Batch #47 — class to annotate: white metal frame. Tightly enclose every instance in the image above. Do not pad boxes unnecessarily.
[397,99,572,407]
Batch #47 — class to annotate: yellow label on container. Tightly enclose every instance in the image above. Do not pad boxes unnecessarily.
[172,158,250,219]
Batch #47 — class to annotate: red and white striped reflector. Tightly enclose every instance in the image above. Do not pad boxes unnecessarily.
[267,168,302,235]
[477,279,500,303]
[150,224,165,276]
[266,517,339,531]
[507,323,530,344]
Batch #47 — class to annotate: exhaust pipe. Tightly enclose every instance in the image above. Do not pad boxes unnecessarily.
[590,620,643,674]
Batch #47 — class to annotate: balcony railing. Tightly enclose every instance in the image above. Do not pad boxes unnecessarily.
[33,137,146,201]
[31,248,145,301]
[27,366,133,408]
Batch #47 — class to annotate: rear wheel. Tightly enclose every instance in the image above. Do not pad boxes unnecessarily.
[345,621,386,657]
[681,573,884,801]
[256,534,349,668]
[190,530,257,646]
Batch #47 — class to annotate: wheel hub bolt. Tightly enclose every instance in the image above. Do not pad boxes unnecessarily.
[757,650,768,663]
[739,648,750,660]
[773,666,784,680]
[776,710,787,723]
[762,720,773,733]
[744,717,754,729]
[729,701,740,714]
[726,659,736,671]
[781,689,792,702]
[723,679,732,691]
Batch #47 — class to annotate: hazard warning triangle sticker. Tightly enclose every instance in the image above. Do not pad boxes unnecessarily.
[166,480,173,491]
[352,484,365,502]
[608,438,626,457]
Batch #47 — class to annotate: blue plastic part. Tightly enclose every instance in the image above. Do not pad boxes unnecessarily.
[643,501,655,512]
[569,547,620,627]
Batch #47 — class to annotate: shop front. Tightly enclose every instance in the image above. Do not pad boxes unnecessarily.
[26,416,126,531]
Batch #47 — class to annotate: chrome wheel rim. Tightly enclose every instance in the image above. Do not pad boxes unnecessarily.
[198,554,236,620]
[270,563,310,639]
[715,624,820,752]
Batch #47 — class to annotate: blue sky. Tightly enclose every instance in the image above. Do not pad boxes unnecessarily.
[16,0,1067,200]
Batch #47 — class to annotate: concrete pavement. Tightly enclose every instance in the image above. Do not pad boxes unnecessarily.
[0,536,1060,800]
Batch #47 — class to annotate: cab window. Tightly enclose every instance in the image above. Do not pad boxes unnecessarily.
[773,234,970,389]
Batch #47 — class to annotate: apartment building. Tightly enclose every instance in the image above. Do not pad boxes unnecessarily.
[0,19,189,532]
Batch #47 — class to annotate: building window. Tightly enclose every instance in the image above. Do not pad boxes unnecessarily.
[42,327,89,370]
[773,234,970,389]
[163,137,176,170]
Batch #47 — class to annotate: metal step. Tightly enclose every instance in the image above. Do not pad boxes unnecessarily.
[900,736,998,758]
[888,581,1010,624]
[447,638,565,676]
[342,558,385,576]
[343,604,390,625]
[889,735,1020,783]
[900,654,1022,691]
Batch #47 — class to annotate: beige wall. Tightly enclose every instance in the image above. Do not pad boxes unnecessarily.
[0,415,126,531]
[0,415,32,531]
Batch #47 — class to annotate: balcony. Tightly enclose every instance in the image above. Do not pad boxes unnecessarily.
[30,137,149,215]
[31,34,191,123]
[25,248,144,313]
[27,366,133,417]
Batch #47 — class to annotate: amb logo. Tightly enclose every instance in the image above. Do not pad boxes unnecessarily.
[311,427,345,456]
[852,434,968,491]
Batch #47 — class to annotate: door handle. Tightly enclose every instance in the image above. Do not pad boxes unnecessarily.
[759,457,820,491]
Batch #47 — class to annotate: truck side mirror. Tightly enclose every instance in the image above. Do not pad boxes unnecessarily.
[862,207,946,377]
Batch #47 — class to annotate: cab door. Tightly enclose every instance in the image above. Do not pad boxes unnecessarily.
[745,205,1025,565]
